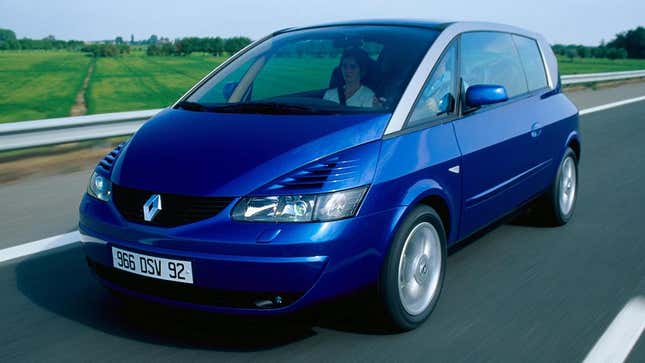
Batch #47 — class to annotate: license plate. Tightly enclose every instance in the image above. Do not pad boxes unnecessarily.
[111,247,193,284]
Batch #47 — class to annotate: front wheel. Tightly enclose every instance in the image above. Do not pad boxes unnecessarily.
[379,205,447,331]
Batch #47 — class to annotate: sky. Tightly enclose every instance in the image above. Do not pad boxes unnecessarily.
[0,0,643,46]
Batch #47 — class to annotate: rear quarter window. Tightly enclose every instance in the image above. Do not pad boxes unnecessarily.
[512,35,548,91]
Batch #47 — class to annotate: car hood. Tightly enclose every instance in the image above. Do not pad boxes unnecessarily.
[112,109,389,196]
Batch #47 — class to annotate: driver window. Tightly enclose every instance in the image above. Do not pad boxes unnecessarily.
[407,42,457,128]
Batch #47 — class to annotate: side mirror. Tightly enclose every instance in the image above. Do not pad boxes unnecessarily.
[465,84,508,108]
[437,93,455,115]
[222,81,239,101]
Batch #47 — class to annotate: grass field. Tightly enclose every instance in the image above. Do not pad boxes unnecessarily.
[0,50,644,123]
[557,56,645,74]
[87,51,225,114]
[0,51,91,122]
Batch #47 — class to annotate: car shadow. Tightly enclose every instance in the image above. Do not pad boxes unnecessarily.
[15,205,559,345]
[14,245,317,352]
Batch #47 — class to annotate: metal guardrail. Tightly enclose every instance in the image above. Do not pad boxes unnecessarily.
[561,70,645,85]
[0,70,644,152]
[0,109,162,152]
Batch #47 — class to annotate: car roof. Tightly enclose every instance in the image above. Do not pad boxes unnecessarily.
[275,20,541,40]
[276,19,455,34]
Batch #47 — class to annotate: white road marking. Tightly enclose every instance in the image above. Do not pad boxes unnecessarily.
[583,296,645,363]
[0,231,80,263]
[579,95,645,115]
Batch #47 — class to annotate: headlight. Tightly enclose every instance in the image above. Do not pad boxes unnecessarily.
[87,171,112,201]
[232,186,368,222]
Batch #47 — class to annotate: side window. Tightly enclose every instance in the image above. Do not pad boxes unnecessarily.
[512,35,548,91]
[461,32,528,99]
[408,42,457,127]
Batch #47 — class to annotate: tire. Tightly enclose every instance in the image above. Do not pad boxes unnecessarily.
[539,147,578,226]
[378,205,447,331]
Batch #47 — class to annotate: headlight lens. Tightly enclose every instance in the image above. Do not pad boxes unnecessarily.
[87,171,112,201]
[232,186,368,222]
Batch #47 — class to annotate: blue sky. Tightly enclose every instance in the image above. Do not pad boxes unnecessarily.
[0,0,642,45]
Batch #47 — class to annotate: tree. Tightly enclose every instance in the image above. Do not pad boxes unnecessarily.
[115,36,124,44]
[224,36,252,55]
[551,44,566,56]
[607,26,645,59]
[0,28,19,49]
[82,43,130,57]
[606,47,628,60]
[576,45,591,58]
[210,37,224,56]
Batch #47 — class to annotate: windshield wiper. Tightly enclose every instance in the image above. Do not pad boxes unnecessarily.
[210,102,331,114]
[175,100,207,112]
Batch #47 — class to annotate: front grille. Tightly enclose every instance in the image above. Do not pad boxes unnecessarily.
[111,184,234,227]
[88,259,301,309]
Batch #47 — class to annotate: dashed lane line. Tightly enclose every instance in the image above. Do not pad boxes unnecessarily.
[579,95,645,115]
[583,296,645,363]
[0,231,80,263]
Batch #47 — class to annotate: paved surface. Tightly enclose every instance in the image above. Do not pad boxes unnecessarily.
[0,87,644,362]
[566,82,645,110]
[0,170,88,248]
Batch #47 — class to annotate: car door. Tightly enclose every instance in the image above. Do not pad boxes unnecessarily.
[452,31,541,238]
[511,34,559,190]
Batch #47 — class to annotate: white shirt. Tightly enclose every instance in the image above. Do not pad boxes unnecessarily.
[323,85,375,108]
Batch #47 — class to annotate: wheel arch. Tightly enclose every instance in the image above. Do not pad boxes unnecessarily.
[399,180,459,244]
[566,132,581,162]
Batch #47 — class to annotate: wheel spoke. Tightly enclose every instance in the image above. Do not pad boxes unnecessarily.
[559,156,577,215]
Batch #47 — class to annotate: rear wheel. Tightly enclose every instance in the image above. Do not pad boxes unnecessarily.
[538,147,578,225]
[379,205,446,331]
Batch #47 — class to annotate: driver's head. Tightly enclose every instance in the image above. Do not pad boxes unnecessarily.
[340,48,370,84]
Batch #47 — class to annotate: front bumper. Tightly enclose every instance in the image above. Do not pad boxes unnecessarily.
[79,194,405,314]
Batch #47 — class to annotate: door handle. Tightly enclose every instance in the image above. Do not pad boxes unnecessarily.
[530,122,543,138]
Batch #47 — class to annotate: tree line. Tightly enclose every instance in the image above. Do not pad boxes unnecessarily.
[147,36,252,56]
[552,26,644,60]
[1,26,643,60]
[0,28,252,58]
[0,29,85,51]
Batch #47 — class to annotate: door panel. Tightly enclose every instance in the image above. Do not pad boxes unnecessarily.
[454,96,546,238]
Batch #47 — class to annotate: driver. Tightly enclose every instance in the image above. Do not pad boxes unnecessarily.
[324,48,380,108]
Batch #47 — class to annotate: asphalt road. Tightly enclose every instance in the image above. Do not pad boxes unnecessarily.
[1,91,644,362]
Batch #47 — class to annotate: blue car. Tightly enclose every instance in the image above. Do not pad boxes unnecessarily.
[80,20,580,330]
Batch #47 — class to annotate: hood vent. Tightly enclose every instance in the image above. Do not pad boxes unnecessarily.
[269,156,361,191]
[97,142,127,175]
[252,141,380,196]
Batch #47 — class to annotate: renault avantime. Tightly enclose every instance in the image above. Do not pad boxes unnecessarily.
[80,20,580,330]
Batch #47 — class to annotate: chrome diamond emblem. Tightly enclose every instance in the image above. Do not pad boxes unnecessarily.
[143,194,162,222]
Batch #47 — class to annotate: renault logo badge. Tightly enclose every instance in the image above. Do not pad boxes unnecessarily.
[143,194,162,222]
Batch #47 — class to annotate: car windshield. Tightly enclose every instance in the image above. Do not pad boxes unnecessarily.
[183,25,439,115]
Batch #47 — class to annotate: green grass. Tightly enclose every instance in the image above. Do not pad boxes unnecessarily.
[87,51,224,114]
[558,56,645,75]
[0,51,91,123]
[1,50,645,124]
[253,57,337,99]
